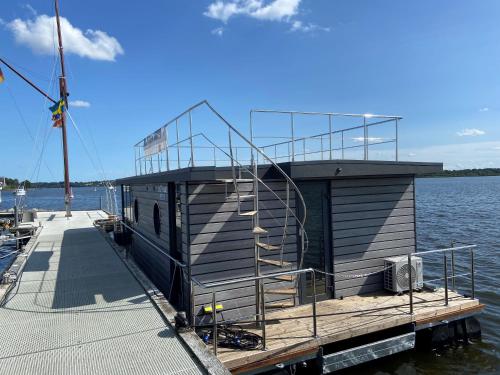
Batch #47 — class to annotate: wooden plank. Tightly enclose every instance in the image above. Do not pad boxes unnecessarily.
[332,192,414,205]
[333,199,413,214]
[332,208,414,222]
[332,215,414,231]
[333,238,415,256]
[331,177,413,188]
[335,246,414,264]
[190,217,295,235]
[332,184,413,197]
[333,223,415,239]
[333,230,414,247]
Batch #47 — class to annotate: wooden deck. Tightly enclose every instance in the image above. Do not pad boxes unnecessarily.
[217,289,483,372]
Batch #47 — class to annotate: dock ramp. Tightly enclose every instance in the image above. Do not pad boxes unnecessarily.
[0,211,208,375]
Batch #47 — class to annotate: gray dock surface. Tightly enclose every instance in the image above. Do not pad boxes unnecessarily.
[0,211,204,375]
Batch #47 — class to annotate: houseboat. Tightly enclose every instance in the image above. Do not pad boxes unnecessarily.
[116,101,483,374]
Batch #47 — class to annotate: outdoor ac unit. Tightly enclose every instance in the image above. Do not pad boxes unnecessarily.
[384,256,423,293]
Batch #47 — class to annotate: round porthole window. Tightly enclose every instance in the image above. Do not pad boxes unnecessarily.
[134,199,139,223]
[153,203,161,236]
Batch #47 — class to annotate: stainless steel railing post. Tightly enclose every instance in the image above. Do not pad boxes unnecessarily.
[260,281,267,350]
[444,253,449,305]
[312,270,318,338]
[176,119,181,169]
[303,138,306,161]
[363,116,368,160]
[471,248,475,300]
[188,111,195,167]
[165,130,170,171]
[212,291,218,355]
[291,113,295,162]
[341,130,345,159]
[191,280,196,327]
[395,118,399,161]
[451,241,456,291]
[408,253,413,315]
[328,114,333,160]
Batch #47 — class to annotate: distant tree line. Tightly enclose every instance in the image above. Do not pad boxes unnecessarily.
[419,168,500,177]
[0,178,112,189]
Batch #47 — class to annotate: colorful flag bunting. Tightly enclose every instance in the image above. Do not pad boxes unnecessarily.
[52,119,63,128]
[0,67,4,84]
[49,99,65,121]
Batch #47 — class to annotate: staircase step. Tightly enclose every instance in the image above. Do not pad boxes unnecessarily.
[253,227,268,235]
[238,194,256,200]
[265,287,297,296]
[217,179,253,183]
[256,242,279,251]
[265,301,295,309]
[239,210,257,216]
[258,258,291,267]
[271,274,296,282]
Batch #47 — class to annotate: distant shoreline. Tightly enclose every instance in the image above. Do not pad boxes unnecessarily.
[417,168,500,178]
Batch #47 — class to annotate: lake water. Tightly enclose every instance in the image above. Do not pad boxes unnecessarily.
[0,178,498,373]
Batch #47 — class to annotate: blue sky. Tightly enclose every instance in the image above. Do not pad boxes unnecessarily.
[0,0,499,181]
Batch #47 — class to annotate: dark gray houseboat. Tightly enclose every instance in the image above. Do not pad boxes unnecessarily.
[116,101,483,373]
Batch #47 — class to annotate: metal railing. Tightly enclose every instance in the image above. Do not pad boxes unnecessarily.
[415,243,477,311]
[250,109,401,163]
[117,220,479,356]
[191,268,317,355]
[133,103,402,175]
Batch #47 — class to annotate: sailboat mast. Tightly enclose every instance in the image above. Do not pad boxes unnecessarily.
[54,0,72,218]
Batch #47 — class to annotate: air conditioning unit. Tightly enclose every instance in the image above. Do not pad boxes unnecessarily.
[384,256,423,293]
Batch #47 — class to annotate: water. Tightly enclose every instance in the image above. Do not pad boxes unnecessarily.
[342,176,500,374]
[0,186,119,273]
[0,179,498,373]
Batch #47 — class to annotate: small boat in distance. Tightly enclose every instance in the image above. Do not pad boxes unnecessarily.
[14,188,26,196]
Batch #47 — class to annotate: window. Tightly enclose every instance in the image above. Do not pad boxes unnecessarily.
[153,203,161,236]
[134,199,139,223]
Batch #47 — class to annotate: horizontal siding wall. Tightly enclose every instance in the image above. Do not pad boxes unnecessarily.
[188,181,298,323]
[331,176,416,298]
[129,184,173,297]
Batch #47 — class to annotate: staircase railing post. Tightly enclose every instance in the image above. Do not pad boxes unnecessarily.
[312,270,317,338]
[260,281,267,349]
[212,291,218,355]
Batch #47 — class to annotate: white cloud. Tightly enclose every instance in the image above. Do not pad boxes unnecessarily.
[352,136,384,143]
[479,107,489,112]
[407,152,417,157]
[290,20,330,33]
[23,4,37,16]
[69,100,91,108]
[211,27,225,36]
[6,14,123,61]
[457,128,485,137]
[204,0,300,23]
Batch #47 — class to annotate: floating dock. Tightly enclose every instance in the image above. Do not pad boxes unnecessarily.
[0,211,214,375]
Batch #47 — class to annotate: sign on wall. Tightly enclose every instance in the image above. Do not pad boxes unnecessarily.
[144,128,166,157]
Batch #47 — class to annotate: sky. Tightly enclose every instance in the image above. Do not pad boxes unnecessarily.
[0,0,499,181]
